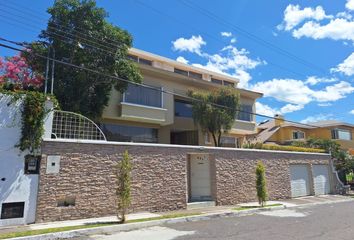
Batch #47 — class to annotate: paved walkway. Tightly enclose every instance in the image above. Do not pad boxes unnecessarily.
[0,195,351,236]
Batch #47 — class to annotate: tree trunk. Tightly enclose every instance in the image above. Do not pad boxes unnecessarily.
[211,132,218,147]
[217,131,222,147]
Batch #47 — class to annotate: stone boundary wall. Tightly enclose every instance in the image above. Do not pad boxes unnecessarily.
[37,140,331,222]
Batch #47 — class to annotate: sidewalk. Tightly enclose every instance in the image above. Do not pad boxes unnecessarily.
[0,195,352,238]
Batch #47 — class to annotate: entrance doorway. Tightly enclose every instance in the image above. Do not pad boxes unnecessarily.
[189,154,212,201]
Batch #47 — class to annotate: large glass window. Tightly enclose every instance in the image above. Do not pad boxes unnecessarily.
[123,83,162,108]
[101,123,158,143]
[175,99,193,118]
[331,129,352,140]
[236,104,253,122]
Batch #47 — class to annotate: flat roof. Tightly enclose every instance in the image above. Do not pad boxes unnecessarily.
[129,48,239,83]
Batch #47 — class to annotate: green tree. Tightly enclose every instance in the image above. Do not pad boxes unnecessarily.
[256,161,267,207]
[26,0,141,120]
[187,87,239,147]
[116,150,132,223]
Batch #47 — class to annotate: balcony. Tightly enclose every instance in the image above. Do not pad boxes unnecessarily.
[119,83,168,125]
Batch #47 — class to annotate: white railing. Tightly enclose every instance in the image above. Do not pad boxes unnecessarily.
[51,110,106,141]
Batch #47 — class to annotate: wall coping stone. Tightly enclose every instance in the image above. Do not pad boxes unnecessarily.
[43,138,330,156]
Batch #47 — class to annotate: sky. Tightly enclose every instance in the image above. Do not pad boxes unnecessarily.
[0,0,353,124]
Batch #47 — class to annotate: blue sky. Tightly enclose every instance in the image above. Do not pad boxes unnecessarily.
[0,0,353,123]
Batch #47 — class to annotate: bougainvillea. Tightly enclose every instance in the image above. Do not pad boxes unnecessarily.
[0,54,43,90]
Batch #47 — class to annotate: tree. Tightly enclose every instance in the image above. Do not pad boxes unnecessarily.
[25,0,141,120]
[256,161,267,207]
[0,54,43,91]
[187,87,239,147]
[116,150,132,223]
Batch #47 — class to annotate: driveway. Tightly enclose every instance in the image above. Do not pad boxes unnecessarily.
[79,200,354,240]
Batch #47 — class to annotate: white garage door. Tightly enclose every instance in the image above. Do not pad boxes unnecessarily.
[290,165,310,198]
[313,165,330,195]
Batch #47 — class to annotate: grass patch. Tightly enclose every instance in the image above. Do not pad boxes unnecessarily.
[0,212,202,239]
[233,203,282,211]
[126,212,202,223]
[0,223,116,239]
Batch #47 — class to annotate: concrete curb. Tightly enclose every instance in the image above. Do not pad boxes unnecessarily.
[8,198,354,240]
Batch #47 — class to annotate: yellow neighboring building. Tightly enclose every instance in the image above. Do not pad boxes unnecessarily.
[101,48,263,147]
[254,115,354,153]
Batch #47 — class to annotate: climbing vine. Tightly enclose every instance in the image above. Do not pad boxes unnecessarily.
[0,89,58,153]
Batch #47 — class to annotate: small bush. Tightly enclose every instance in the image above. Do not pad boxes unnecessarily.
[256,161,267,207]
[242,142,325,153]
[116,150,132,223]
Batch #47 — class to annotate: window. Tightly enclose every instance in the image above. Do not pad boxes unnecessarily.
[123,83,162,108]
[211,78,223,85]
[236,104,253,122]
[101,123,158,143]
[220,136,236,148]
[189,71,203,80]
[1,202,25,219]
[174,99,193,118]
[24,155,40,174]
[331,129,352,140]
[223,81,235,87]
[292,131,305,139]
[127,54,138,62]
[138,58,152,66]
[174,68,189,76]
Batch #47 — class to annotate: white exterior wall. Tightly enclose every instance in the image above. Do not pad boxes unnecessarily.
[0,94,39,226]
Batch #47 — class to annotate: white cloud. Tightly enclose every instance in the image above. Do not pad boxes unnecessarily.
[221,32,232,37]
[251,78,354,105]
[280,104,304,114]
[300,114,334,123]
[172,35,206,55]
[305,76,338,85]
[350,109,354,114]
[256,102,278,116]
[252,78,313,105]
[255,102,303,116]
[318,103,332,107]
[190,44,264,88]
[336,11,353,20]
[312,81,354,102]
[176,56,189,64]
[230,38,236,43]
[293,18,354,41]
[278,4,332,31]
[346,0,354,11]
[331,52,354,76]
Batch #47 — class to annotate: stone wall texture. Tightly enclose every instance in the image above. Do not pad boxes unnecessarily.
[37,141,332,222]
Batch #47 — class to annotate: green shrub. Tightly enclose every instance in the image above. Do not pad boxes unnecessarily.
[262,144,325,153]
[116,150,132,223]
[256,161,267,207]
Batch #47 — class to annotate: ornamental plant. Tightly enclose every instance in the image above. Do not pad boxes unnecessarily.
[116,150,132,223]
[0,54,43,91]
[256,161,267,207]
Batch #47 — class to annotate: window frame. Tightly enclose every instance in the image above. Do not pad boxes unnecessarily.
[331,128,352,140]
[122,83,163,108]
[174,99,193,118]
[292,130,305,140]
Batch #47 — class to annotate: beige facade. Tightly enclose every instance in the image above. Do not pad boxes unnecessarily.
[101,48,263,147]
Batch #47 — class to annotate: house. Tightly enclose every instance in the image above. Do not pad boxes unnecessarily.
[253,115,354,153]
[101,48,263,148]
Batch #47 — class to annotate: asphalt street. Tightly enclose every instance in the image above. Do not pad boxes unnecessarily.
[77,201,354,240]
